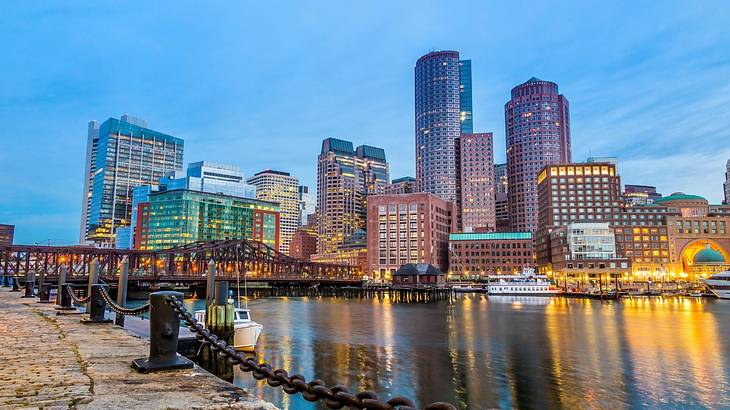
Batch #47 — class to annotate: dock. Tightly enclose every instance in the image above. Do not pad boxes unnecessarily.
[0,288,277,409]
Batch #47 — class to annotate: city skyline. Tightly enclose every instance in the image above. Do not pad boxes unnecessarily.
[2,1,730,243]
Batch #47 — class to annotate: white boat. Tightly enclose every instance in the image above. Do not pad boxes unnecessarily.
[702,271,730,299]
[486,268,562,296]
[450,283,485,293]
[194,307,263,351]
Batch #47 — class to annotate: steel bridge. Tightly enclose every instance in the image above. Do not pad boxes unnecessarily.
[0,239,362,285]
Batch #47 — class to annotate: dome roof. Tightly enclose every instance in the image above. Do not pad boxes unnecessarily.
[654,192,706,204]
[694,246,726,264]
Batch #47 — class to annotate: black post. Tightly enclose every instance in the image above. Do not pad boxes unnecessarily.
[132,290,194,372]
[22,271,35,298]
[56,284,77,312]
[81,284,113,324]
[56,266,67,305]
[38,283,53,303]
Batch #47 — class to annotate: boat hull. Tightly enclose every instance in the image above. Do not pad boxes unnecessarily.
[233,322,263,351]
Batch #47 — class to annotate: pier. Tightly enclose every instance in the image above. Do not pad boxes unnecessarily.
[0,287,276,409]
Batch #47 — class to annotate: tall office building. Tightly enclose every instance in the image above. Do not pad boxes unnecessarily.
[384,177,416,195]
[415,50,472,201]
[505,77,570,232]
[724,159,730,205]
[247,170,300,254]
[83,116,183,246]
[456,133,496,232]
[179,161,256,198]
[79,120,99,243]
[494,163,508,195]
[316,138,388,254]
[297,185,316,226]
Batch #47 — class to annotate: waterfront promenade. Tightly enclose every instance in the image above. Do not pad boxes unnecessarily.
[0,288,277,409]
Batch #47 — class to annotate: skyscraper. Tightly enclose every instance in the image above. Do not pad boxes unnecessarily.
[505,78,570,232]
[84,116,184,246]
[79,120,99,243]
[724,159,730,205]
[247,170,300,254]
[297,185,316,226]
[456,133,496,232]
[316,138,388,254]
[415,50,472,201]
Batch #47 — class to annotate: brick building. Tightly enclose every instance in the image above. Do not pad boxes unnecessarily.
[448,232,534,278]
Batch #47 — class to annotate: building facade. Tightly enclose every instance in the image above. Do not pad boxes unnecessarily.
[79,120,99,243]
[505,78,570,232]
[178,161,256,198]
[136,189,279,251]
[415,50,471,201]
[316,138,388,255]
[297,185,316,226]
[289,224,317,260]
[494,163,510,232]
[724,159,730,205]
[247,170,300,254]
[448,232,534,278]
[456,133,496,232]
[83,116,184,246]
[0,224,14,246]
[366,193,456,279]
[384,177,416,195]
[624,184,662,206]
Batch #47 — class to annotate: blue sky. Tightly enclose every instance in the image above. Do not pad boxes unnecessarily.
[1,1,729,244]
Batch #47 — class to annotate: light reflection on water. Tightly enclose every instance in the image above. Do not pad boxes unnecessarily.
[172,295,730,409]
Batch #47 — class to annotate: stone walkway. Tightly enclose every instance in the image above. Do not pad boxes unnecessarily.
[0,288,277,409]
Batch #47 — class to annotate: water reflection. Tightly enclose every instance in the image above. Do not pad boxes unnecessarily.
[184,295,729,409]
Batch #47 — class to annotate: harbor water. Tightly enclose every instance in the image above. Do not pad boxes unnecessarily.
[152,294,730,409]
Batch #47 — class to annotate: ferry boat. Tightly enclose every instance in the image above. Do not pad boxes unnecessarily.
[486,268,562,296]
[702,271,730,299]
[450,283,485,293]
[194,307,263,351]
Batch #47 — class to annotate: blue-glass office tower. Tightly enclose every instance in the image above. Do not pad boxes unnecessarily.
[415,50,472,202]
[83,116,183,245]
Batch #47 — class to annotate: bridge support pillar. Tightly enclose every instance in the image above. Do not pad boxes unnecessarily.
[132,289,193,372]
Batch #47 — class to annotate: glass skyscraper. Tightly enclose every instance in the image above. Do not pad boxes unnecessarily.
[83,116,184,246]
[415,50,472,201]
[246,170,300,255]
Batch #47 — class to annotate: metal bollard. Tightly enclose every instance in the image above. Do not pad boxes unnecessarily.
[56,284,78,312]
[132,290,194,372]
[22,271,35,298]
[115,257,129,327]
[38,283,53,303]
[81,284,113,324]
[10,275,20,292]
[56,266,68,305]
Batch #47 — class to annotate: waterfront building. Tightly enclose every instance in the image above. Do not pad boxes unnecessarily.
[79,120,99,243]
[316,138,388,255]
[83,116,184,246]
[392,263,445,287]
[624,184,662,206]
[384,177,416,195]
[366,193,456,280]
[310,229,367,273]
[447,232,534,279]
[136,189,279,251]
[297,185,315,226]
[456,133,496,232]
[0,224,14,246]
[725,159,730,205]
[536,162,622,268]
[247,170,300,254]
[505,78,571,232]
[547,223,630,282]
[171,161,256,198]
[288,224,317,260]
[415,50,471,201]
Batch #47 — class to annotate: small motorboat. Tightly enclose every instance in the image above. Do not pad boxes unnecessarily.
[194,307,263,351]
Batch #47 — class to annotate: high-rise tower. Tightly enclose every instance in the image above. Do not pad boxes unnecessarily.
[247,170,300,254]
[505,78,570,232]
[415,51,472,201]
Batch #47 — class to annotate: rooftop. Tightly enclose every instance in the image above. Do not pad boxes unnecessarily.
[449,232,532,241]
[654,192,706,203]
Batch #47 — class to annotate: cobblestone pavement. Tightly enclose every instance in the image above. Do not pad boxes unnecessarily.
[0,288,277,409]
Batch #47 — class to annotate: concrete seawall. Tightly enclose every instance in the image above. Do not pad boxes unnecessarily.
[0,288,277,409]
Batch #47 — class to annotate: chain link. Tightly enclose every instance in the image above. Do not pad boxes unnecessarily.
[98,286,150,316]
[66,285,90,304]
[165,295,456,410]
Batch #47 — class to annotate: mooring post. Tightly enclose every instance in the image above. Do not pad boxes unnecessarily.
[206,259,216,306]
[87,258,99,311]
[22,271,35,298]
[10,274,19,292]
[38,283,53,303]
[132,289,193,372]
[81,284,112,324]
[56,266,67,305]
[201,280,234,379]
[115,256,129,327]
[56,283,77,312]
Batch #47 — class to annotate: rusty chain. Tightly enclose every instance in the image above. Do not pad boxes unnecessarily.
[66,285,90,304]
[98,286,150,316]
[165,295,456,410]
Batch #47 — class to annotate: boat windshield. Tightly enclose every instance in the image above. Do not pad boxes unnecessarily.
[235,311,250,321]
